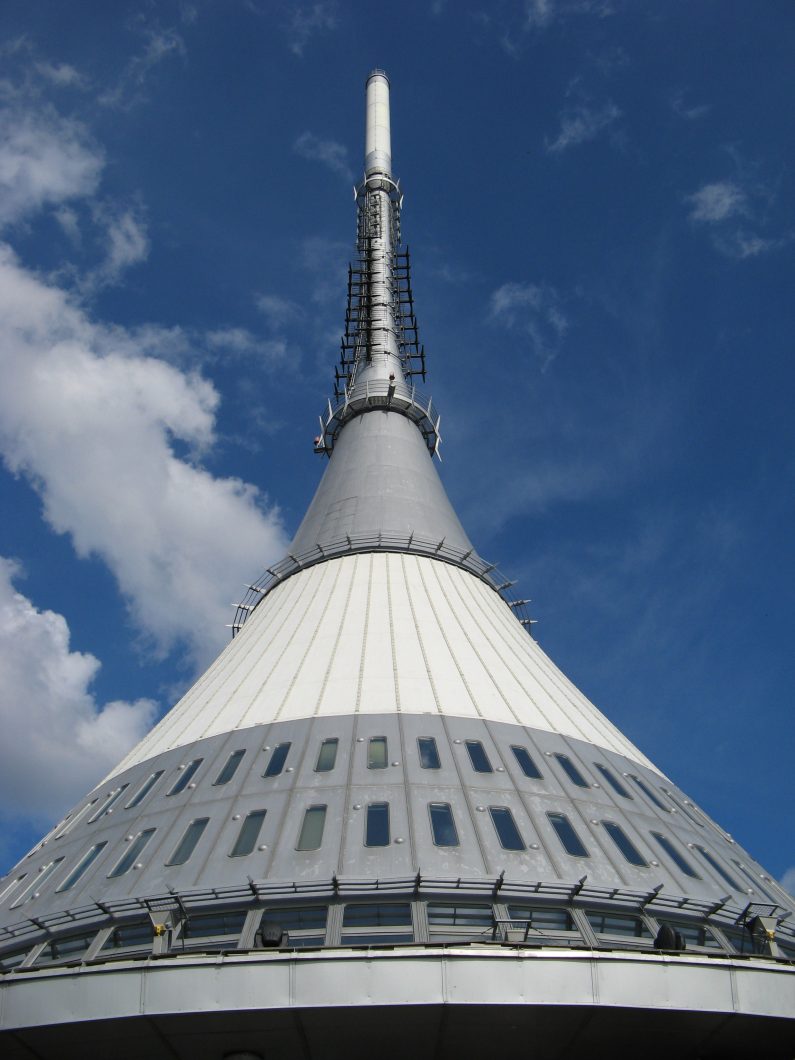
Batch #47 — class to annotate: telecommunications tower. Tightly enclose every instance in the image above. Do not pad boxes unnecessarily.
[1,71,794,1059]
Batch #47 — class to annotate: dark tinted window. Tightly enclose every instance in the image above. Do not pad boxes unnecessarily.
[418,737,441,769]
[428,903,493,927]
[297,806,326,851]
[652,832,700,879]
[586,911,651,938]
[265,906,327,931]
[365,803,390,846]
[489,807,525,851]
[602,821,648,867]
[36,933,94,964]
[661,920,721,949]
[87,785,129,822]
[547,812,588,857]
[183,910,247,938]
[230,810,267,857]
[166,818,209,866]
[108,830,156,878]
[507,905,574,932]
[263,743,291,777]
[315,738,338,772]
[465,740,493,773]
[126,770,164,808]
[554,753,589,788]
[343,903,411,927]
[168,759,203,796]
[694,846,740,889]
[629,774,667,810]
[429,802,459,846]
[511,745,542,779]
[214,750,245,786]
[594,764,631,798]
[102,921,152,950]
[56,842,107,892]
[367,736,388,769]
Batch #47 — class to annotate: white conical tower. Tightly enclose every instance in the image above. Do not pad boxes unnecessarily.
[1,70,793,1060]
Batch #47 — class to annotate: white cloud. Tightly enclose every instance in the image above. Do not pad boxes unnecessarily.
[525,0,555,29]
[256,292,302,329]
[780,867,795,898]
[687,181,747,223]
[287,3,338,57]
[0,104,103,226]
[77,203,150,291]
[0,557,156,823]
[293,130,352,182]
[671,92,711,121]
[98,27,186,110]
[34,61,86,89]
[205,326,288,366]
[546,100,621,153]
[0,243,289,667]
[490,281,569,368]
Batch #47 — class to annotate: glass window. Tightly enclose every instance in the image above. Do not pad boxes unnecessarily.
[297,806,327,851]
[429,802,459,847]
[367,736,388,769]
[315,738,338,773]
[230,809,267,857]
[53,800,97,838]
[489,806,526,851]
[0,949,29,971]
[507,905,575,932]
[602,821,648,866]
[0,874,27,904]
[343,903,411,927]
[263,743,291,778]
[166,818,209,866]
[694,846,740,890]
[102,921,152,950]
[511,745,542,779]
[87,785,129,823]
[167,759,203,796]
[10,858,65,907]
[182,910,247,939]
[651,832,700,879]
[629,774,667,810]
[586,911,651,938]
[465,740,493,773]
[554,753,589,788]
[265,906,328,932]
[35,933,95,965]
[108,829,156,878]
[56,842,107,892]
[214,750,245,786]
[594,764,631,799]
[732,861,776,901]
[126,770,164,808]
[365,802,390,847]
[428,903,493,928]
[661,788,704,827]
[547,812,589,857]
[418,736,441,769]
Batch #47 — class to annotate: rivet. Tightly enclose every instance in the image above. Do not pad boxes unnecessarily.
[177,764,185,770]
[395,837,404,844]
[133,863,142,870]
[530,843,539,850]
[353,804,362,810]
[453,739,462,745]
[391,761,400,766]
[592,783,600,788]
[286,767,294,773]
[476,806,486,812]
[32,892,40,899]
[687,843,694,848]
[544,751,552,757]
[124,835,133,842]
[650,860,659,866]
[188,782,196,789]
[258,845,268,851]
[232,814,241,821]
[496,766,505,772]
[356,737,364,743]
[591,819,599,825]
[107,808,113,814]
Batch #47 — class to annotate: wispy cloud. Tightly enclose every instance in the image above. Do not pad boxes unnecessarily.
[205,326,288,367]
[98,26,186,109]
[286,2,338,57]
[687,181,747,223]
[293,130,353,182]
[490,281,569,369]
[78,202,150,291]
[546,100,621,153]
[671,91,711,121]
[686,177,789,259]
[256,292,303,329]
[34,61,87,89]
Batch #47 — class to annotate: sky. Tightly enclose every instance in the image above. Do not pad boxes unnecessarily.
[0,0,792,891]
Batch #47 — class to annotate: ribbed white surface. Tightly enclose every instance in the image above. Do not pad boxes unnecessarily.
[110,555,659,777]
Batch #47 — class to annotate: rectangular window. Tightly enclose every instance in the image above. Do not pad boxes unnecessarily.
[661,788,704,827]
[167,759,203,796]
[126,770,164,808]
[694,845,741,890]
[651,832,701,879]
[602,821,648,867]
[263,742,291,778]
[429,802,459,847]
[0,874,27,905]
[182,910,247,939]
[264,906,328,932]
[342,903,412,928]
[586,911,651,938]
[56,842,107,892]
[629,774,667,811]
[53,800,98,839]
[213,750,245,786]
[428,903,493,928]
[367,736,388,769]
[661,919,722,950]
[87,785,129,823]
[489,807,526,851]
[35,933,95,965]
[10,859,65,907]
[732,861,776,901]
[547,811,589,857]
[230,809,267,857]
[554,753,589,788]
[107,829,156,878]
[365,802,390,847]
[417,737,441,769]
[465,740,493,773]
[297,805,326,851]
[166,818,209,866]
[102,921,152,951]
[511,745,542,779]
[594,764,632,799]
[315,738,338,773]
[507,905,575,932]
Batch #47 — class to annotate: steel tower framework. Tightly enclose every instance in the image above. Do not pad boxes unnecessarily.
[1,71,794,1059]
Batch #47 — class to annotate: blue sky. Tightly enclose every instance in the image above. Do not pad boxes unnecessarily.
[0,1,792,889]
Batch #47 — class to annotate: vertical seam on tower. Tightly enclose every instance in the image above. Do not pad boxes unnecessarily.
[386,555,401,712]
[399,553,442,713]
[414,557,482,718]
[313,555,359,717]
[354,553,374,714]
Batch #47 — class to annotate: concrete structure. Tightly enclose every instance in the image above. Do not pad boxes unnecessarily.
[1,70,793,1059]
